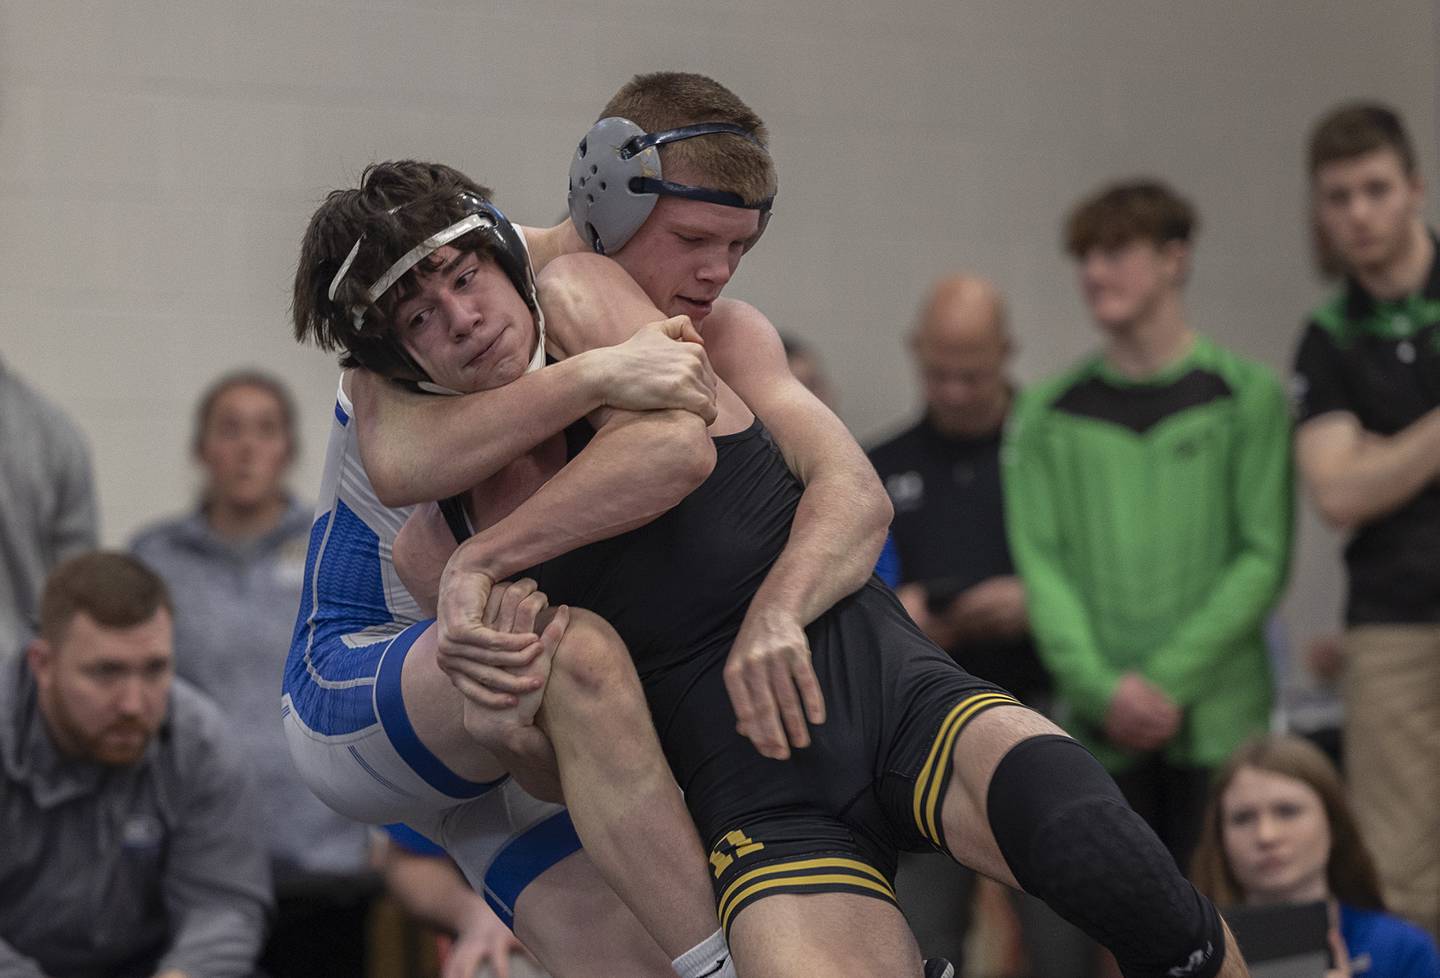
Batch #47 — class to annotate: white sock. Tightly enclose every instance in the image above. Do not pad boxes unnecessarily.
[672,928,735,978]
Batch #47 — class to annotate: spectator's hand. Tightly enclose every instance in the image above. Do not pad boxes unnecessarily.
[436,568,546,710]
[724,606,826,760]
[1306,634,1345,686]
[946,576,1029,642]
[1104,672,1181,751]
[444,902,535,978]
[600,316,718,424]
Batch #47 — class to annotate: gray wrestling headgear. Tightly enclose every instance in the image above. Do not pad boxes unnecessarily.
[568,116,774,255]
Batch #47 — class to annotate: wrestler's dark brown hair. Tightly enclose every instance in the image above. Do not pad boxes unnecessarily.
[292,160,499,371]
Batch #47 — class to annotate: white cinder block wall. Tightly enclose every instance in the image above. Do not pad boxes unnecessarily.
[0,0,1435,665]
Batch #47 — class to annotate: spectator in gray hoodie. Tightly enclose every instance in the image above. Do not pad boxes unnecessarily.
[0,357,98,653]
[0,551,271,978]
[131,370,374,978]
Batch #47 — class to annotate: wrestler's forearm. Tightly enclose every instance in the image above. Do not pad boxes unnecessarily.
[353,356,611,507]
[746,459,891,627]
[701,299,892,627]
[447,409,715,581]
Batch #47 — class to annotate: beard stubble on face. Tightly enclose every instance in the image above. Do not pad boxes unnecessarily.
[45,688,156,766]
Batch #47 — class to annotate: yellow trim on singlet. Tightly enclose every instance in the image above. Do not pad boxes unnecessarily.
[912,693,1022,847]
[717,856,895,932]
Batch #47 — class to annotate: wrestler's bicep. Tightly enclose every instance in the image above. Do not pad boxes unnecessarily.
[538,253,667,354]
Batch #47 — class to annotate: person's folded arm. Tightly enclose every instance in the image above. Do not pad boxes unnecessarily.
[1296,408,1440,530]
[692,298,890,758]
[1291,320,1440,530]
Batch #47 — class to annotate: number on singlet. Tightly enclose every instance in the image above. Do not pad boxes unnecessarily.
[708,828,766,878]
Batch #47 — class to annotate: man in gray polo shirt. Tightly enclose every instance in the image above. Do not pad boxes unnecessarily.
[0,552,271,978]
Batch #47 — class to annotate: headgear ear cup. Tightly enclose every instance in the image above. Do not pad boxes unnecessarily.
[568,117,660,255]
[568,117,774,255]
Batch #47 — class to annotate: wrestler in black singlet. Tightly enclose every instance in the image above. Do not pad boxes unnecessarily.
[517,417,1019,935]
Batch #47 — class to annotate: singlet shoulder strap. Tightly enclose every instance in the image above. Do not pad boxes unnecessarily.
[437,495,473,545]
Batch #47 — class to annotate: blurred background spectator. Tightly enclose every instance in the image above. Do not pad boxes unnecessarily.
[1005,180,1293,877]
[0,552,271,978]
[1191,734,1440,977]
[130,370,375,978]
[0,357,98,654]
[869,274,1085,975]
[782,330,903,586]
[1291,103,1440,941]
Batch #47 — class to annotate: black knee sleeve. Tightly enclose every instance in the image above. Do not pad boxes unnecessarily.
[986,736,1224,978]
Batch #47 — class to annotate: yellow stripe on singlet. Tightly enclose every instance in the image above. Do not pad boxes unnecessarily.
[717,856,895,933]
[912,693,1021,847]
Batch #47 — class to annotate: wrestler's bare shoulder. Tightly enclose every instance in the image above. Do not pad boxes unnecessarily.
[706,297,776,334]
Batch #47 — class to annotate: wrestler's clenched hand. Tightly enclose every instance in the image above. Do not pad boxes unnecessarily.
[601,316,719,425]
[435,566,546,709]
[723,606,827,760]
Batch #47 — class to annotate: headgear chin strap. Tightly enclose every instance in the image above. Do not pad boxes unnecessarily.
[328,194,545,386]
[568,117,774,256]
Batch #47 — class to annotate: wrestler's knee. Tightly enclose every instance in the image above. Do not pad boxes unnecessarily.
[986,735,1226,978]
[547,608,641,704]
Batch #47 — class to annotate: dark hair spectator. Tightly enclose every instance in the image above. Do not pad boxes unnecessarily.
[1064,179,1198,257]
[777,330,836,409]
[1008,177,1292,878]
[1292,99,1440,942]
[39,549,170,642]
[131,370,376,978]
[1,551,271,978]
[1308,102,1417,177]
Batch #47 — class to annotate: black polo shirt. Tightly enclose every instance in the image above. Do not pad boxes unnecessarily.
[1292,233,1440,624]
[867,413,1051,702]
